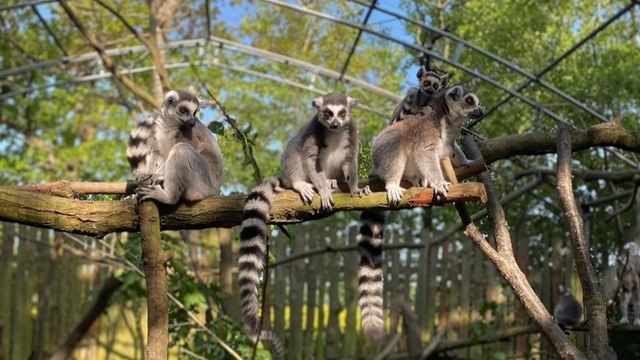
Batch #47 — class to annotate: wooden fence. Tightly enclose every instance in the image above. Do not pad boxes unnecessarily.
[0,217,595,360]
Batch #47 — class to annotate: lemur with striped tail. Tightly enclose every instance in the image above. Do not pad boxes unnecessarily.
[238,92,370,340]
[357,85,483,340]
[126,89,223,204]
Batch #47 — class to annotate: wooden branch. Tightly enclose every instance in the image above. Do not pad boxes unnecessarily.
[516,168,640,183]
[433,325,538,353]
[93,0,172,92]
[139,199,171,360]
[556,123,608,360]
[399,293,421,360]
[605,174,640,222]
[0,182,486,236]
[58,0,160,109]
[8,181,138,197]
[49,276,123,360]
[373,333,402,360]
[421,326,447,358]
[461,136,588,360]
[270,176,543,268]
[478,120,640,165]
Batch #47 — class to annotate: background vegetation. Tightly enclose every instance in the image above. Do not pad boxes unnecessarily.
[0,0,639,359]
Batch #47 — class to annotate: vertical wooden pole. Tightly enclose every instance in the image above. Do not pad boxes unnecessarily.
[139,200,171,360]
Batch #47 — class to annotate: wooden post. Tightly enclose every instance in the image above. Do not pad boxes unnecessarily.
[139,199,171,360]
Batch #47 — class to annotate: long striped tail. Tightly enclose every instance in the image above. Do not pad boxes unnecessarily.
[126,117,154,179]
[238,177,282,337]
[258,330,284,360]
[357,210,386,340]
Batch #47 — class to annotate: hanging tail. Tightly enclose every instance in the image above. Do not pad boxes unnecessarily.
[238,177,283,337]
[258,330,284,360]
[357,210,386,340]
[126,117,154,179]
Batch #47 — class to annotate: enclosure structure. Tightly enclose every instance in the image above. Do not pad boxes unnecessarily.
[1,1,640,359]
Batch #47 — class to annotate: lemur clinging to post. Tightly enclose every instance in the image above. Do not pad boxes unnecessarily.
[126,89,224,204]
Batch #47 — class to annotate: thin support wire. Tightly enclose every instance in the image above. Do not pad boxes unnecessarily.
[261,0,574,127]
[0,0,55,11]
[470,1,638,127]
[339,0,377,81]
[31,4,69,56]
[347,0,611,123]
[205,0,211,41]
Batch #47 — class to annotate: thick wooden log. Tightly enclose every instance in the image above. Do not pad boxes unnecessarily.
[0,182,486,236]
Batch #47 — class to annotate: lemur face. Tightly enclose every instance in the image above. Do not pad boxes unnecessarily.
[163,90,202,128]
[417,66,450,96]
[312,93,358,131]
[445,86,483,120]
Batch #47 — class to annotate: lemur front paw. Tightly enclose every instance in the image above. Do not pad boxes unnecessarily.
[319,190,335,211]
[634,318,640,326]
[293,182,316,204]
[451,155,472,168]
[620,317,630,324]
[429,180,451,199]
[350,185,371,198]
[326,178,339,189]
[137,184,162,202]
[137,172,163,185]
[418,106,432,115]
[386,185,405,206]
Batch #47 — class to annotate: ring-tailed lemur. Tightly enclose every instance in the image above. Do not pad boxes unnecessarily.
[126,90,224,204]
[389,66,449,125]
[238,92,371,339]
[355,86,481,340]
[372,85,483,206]
[602,257,640,325]
[554,285,583,332]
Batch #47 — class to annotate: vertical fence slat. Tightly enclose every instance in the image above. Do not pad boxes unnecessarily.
[304,228,319,360]
[287,227,305,359]
[273,231,288,355]
[0,223,15,359]
[343,226,358,356]
[315,233,327,360]
[326,226,342,358]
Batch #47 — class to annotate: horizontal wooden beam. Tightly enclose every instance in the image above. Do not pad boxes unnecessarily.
[0,181,486,237]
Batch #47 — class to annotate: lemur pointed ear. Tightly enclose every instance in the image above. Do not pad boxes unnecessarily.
[446,85,464,101]
[440,73,450,87]
[198,98,210,108]
[311,96,323,109]
[164,90,178,105]
[347,95,358,108]
[417,65,426,79]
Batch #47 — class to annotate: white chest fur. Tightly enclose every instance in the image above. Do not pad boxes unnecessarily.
[318,130,350,178]
[154,124,180,158]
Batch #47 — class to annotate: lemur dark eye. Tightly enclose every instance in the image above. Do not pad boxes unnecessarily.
[324,110,332,117]
[424,80,431,87]
[339,110,346,117]
[465,97,475,105]
[433,83,439,90]
[179,106,190,115]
